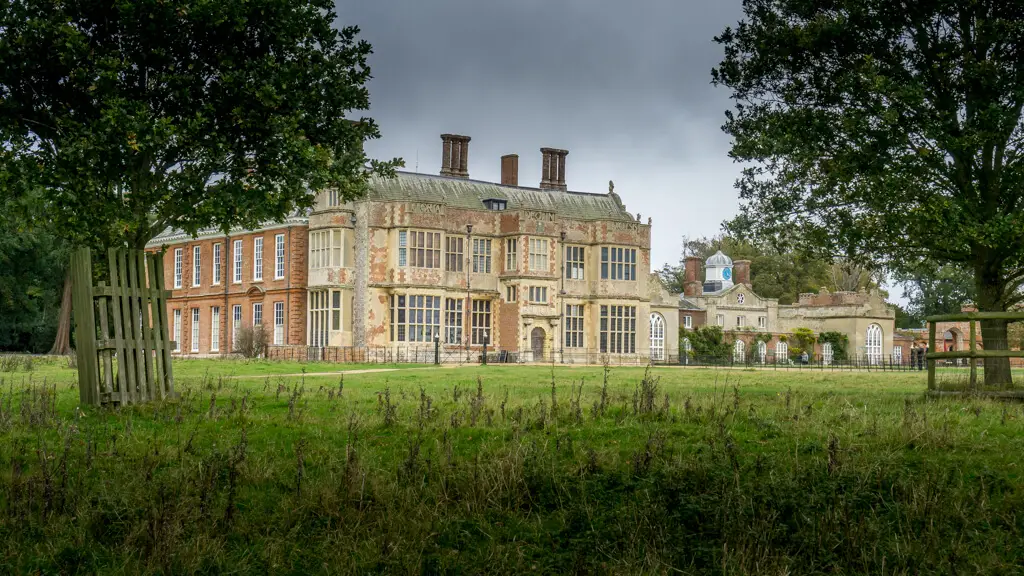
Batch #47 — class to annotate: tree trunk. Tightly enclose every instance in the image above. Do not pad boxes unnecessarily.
[974,270,1012,387]
[48,270,73,356]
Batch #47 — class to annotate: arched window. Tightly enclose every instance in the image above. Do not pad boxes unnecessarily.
[682,337,692,365]
[649,313,665,361]
[757,340,767,363]
[776,341,788,363]
[866,324,883,365]
[822,342,833,366]
[733,339,746,362]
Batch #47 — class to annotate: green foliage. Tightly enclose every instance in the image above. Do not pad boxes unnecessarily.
[0,189,71,352]
[894,262,977,321]
[788,328,817,359]
[713,0,1024,383]
[683,325,731,360]
[0,0,402,248]
[893,304,924,330]
[817,332,850,363]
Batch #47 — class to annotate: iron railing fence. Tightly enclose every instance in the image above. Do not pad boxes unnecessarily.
[261,345,940,371]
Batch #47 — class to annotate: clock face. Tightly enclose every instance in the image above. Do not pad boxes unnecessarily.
[722,267,732,281]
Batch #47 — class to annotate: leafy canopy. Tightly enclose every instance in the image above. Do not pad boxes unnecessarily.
[713,0,1024,314]
[0,0,401,248]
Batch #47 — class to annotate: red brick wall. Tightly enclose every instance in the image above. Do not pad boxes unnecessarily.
[680,310,706,330]
[154,225,308,354]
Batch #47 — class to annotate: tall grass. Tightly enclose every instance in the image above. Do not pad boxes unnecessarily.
[0,364,1022,574]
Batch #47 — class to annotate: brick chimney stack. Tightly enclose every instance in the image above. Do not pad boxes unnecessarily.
[440,134,471,178]
[501,154,519,186]
[733,260,752,287]
[539,148,568,190]
[683,256,703,297]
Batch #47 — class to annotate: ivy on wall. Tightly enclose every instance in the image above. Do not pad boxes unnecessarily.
[817,331,850,362]
[681,326,731,360]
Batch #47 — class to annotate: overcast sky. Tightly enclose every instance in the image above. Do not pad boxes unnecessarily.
[339,0,746,271]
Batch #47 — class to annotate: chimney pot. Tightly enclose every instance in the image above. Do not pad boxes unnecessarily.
[501,154,519,186]
[683,256,703,297]
[440,134,471,178]
[733,260,752,287]
[539,148,568,190]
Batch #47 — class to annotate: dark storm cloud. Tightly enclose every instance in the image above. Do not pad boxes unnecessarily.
[337,0,746,268]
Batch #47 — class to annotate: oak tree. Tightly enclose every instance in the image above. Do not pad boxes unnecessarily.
[1,0,400,353]
[714,0,1024,384]
[1,0,400,250]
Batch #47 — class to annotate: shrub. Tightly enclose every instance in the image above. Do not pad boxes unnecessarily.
[685,325,731,360]
[789,328,817,359]
[818,331,850,362]
[234,325,270,358]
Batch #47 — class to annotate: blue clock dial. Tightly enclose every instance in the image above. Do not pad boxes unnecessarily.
[723,267,732,280]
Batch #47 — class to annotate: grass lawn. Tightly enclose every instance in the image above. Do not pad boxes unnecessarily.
[1,357,1023,574]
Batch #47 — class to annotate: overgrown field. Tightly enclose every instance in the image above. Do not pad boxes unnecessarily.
[1,357,1023,574]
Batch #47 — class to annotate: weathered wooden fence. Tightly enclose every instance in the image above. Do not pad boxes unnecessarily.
[71,247,176,406]
[926,311,1024,392]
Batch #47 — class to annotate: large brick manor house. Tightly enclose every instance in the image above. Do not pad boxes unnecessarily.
[148,134,681,362]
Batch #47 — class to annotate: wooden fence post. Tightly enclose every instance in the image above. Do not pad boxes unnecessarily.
[71,248,99,405]
[968,319,977,389]
[927,321,936,391]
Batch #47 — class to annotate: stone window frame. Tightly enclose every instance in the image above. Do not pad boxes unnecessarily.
[565,245,585,280]
[600,246,637,281]
[308,290,330,347]
[310,229,343,270]
[397,229,442,269]
[471,299,492,345]
[505,238,518,271]
[599,304,636,354]
[444,298,463,344]
[564,304,585,349]
[472,238,492,273]
[253,302,263,327]
[445,236,464,272]
[528,286,548,304]
[390,294,442,343]
[528,238,549,272]
[505,285,518,303]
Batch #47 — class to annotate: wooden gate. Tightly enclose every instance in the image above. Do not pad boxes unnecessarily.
[71,247,176,406]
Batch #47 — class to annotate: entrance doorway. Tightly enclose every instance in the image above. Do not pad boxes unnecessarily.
[531,327,546,361]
